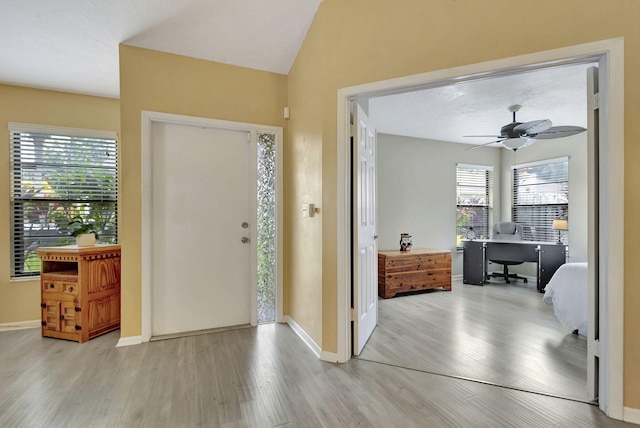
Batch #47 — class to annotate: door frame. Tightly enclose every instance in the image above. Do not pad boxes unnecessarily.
[336,38,624,418]
[140,111,284,341]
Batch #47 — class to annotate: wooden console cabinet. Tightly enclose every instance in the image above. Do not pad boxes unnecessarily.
[36,244,121,343]
[378,248,451,298]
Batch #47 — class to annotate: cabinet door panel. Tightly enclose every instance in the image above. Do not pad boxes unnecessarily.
[42,300,61,331]
[87,258,120,293]
[88,295,120,332]
[60,301,79,333]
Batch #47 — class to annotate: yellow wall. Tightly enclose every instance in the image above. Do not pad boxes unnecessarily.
[118,46,288,337]
[287,0,640,408]
[0,84,120,324]
[285,13,325,344]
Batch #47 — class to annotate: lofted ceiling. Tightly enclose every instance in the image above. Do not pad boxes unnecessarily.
[1,2,594,144]
[0,0,323,98]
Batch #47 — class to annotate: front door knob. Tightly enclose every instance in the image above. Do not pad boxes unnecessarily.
[241,237,250,244]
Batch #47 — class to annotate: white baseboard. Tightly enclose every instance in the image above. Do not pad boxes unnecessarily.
[624,407,640,424]
[0,319,40,331]
[451,274,463,281]
[284,316,321,358]
[116,335,143,347]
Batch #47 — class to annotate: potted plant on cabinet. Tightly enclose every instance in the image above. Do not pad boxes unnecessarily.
[68,215,100,247]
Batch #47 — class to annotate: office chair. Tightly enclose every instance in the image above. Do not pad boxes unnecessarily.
[487,222,528,284]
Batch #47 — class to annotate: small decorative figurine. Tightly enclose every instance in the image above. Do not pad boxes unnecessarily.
[400,233,413,251]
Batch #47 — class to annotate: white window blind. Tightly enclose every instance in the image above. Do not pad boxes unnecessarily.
[456,164,493,248]
[9,123,118,278]
[512,158,568,242]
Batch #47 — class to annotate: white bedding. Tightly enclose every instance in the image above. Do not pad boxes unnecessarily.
[543,262,588,336]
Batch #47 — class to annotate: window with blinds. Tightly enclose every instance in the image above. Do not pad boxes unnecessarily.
[456,164,493,248]
[512,157,568,242]
[9,123,118,278]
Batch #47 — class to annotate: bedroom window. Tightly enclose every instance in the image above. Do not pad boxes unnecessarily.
[9,123,118,278]
[512,157,568,242]
[456,164,493,248]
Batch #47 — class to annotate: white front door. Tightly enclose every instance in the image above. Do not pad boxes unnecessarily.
[352,104,378,355]
[150,122,255,336]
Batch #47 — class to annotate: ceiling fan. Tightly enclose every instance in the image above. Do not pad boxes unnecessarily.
[464,104,586,151]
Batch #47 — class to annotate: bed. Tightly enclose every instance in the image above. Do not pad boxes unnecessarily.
[542,262,588,336]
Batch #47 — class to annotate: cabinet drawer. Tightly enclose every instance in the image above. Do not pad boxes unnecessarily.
[384,270,451,290]
[382,253,450,273]
[43,280,62,293]
[42,280,78,295]
[62,282,78,295]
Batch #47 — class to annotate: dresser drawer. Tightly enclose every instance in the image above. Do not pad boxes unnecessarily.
[42,271,79,295]
[382,253,450,273]
[383,269,450,289]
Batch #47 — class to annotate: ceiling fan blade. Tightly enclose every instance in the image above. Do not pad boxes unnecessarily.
[513,119,552,136]
[464,139,504,151]
[530,125,586,140]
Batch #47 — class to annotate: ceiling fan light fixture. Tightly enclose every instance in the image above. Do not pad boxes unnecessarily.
[502,138,527,150]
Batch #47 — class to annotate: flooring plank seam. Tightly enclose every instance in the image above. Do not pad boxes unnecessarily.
[353,357,598,406]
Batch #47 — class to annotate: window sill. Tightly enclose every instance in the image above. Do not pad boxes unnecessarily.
[10,276,40,284]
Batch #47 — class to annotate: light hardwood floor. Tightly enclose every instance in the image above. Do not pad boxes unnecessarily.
[0,322,633,427]
[359,278,589,401]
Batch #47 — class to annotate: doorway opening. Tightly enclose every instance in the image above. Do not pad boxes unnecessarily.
[337,39,624,418]
[353,62,595,401]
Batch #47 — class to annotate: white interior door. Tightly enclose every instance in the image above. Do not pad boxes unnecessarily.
[352,104,378,355]
[151,122,254,336]
[586,65,600,401]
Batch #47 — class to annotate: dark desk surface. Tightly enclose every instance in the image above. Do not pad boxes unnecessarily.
[466,240,564,263]
[470,239,561,245]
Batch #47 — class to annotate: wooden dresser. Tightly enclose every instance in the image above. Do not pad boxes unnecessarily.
[378,248,451,298]
[36,244,121,343]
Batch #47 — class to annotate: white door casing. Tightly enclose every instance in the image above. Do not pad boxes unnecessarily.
[352,104,378,355]
[150,122,254,336]
[586,65,599,401]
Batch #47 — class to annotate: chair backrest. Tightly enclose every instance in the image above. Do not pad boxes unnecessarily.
[492,222,523,240]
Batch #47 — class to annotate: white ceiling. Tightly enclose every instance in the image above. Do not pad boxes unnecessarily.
[369,62,596,145]
[1,1,594,144]
[0,0,323,98]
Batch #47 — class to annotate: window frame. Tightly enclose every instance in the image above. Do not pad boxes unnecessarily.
[456,163,493,249]
[9,123,118,279]
[511,157,569,243]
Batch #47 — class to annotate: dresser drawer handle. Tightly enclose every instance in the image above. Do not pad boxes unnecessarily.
[68,286,74,292]
[49,284,55,289]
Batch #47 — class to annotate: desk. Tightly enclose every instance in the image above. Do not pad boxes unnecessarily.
[462,240,566,292]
